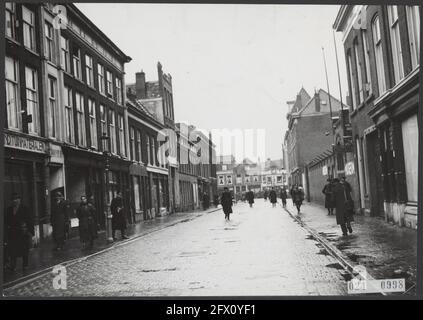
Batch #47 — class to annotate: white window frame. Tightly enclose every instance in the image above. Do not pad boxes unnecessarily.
[130,127,135,160]
[72,47,82,80]
[25,66,39,135]
[347,52,357,110]
[85,54,93,87]
[406,6,420,69]
[106,70,113,98]
[118,114,125,157]
[5,56,21,130]
[45,21,55,64]
[22,6,36,51]
[97,63,105,94]
[60,36,71,73]
[109,109,117,154]
[115,77,122,105]
[64,86,74,143]
[5,3,17,40]
[88,98,97,149]
[387,6,405,84]
[372,15,387,96]
[75,92,86,146]
[136,130,142,162]
[100,104,107,151]
[47,76,57,138]
[361,29,372,96]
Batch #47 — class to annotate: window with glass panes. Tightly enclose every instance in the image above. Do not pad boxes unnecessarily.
[372,16,386,95]
[115,78,122,104]
[60,36,71,73]
[5,3,17,40]
[45,22,55,63]
[106,71,113,98]
[406,6,420,69]
[387,6,404,84]
[97,63,105,94]
[118,114,125,156]
[85,55,93,86]
[347,52,357,109]
[136,130,142,162]
[47,76,57,138]
[353,40,364,104]
[23,6,36,51]
[72,47,82,80]
[100,104,107,150]
[130,127,135,160]
[75,92,86,146]
[64,86,74,143]
[146,134,151,164]
[5,56,20,130]
[109,109,117,154]
[25,66,39,135]
[88,98,97,148]
[361,30,372,96]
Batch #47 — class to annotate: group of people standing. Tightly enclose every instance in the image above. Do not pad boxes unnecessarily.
[4,191,129,272]
[323,177,354,236]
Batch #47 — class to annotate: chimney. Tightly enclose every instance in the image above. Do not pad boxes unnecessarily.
[135,71,146,99]
[314,91,321,113]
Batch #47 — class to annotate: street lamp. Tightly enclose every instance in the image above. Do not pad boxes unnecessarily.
[101,132,114,243]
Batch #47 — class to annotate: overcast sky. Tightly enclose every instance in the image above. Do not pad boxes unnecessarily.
[76,3,348,162]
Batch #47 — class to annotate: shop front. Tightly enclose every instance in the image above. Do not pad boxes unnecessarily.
[4,131,49,243]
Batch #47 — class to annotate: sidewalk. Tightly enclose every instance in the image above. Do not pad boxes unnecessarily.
[284,201,417,295]
[3,206,220,288]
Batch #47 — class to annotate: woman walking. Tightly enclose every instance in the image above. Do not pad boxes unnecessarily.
[280,187,288,208]
[322,178,335,215]
[291,185,305,213]
[76,196,97,250]
[220,187,233,221]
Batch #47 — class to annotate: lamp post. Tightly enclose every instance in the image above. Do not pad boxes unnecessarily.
[101,133,114,243]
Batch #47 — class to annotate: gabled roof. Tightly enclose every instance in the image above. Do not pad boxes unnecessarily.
[291,87,311,113]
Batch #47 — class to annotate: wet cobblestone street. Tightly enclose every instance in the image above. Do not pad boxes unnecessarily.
[4,200,349,297]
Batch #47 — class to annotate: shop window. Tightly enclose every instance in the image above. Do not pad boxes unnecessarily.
[401,115,418,203]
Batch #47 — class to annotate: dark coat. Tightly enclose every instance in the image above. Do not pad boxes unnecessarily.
[77,203,97,242]
[111,196,126,230]
[322,183,335,209]
[269,190,277,203]
[5,204,34,257]
[220,191,233,214]
[246,191,255,204]
[292,189,304,205]
[333,182,354,225]
[280,190,288,201]
[51,199,70,242]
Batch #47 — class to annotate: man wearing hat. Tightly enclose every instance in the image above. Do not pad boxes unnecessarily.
[51,191,70,251]
[5,193,34,271]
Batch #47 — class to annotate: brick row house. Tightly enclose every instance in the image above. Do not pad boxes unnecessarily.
[333,5,420,228]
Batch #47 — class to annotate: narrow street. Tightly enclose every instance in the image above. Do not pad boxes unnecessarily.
[4,199,349,297]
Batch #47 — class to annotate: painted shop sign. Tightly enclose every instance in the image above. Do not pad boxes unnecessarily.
[322,165,328,176]
[4,132,46,154]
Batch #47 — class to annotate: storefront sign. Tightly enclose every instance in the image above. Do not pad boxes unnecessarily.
[4,132,46,154]
[345,161,355,176]
[49,143,64,164]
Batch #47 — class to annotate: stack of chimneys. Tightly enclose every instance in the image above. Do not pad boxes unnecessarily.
[135,70,146,99]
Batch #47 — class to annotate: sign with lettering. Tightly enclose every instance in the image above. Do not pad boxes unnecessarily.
[322,165,328,176]
[49,143,64,164]
[4,132,46,154]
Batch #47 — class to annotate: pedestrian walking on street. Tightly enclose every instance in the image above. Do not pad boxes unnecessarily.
[111,192,128,240]
[280,187,288,208]
[220,187,233,221]
[202,192,210,210]
[5,193,34,272]
[269,187,277,208]
[76,196,97,250]
[263,189,268,201]
[291,185,305,214]
[333,178,354,236]
[213,194,219,208]
[322,178,335,216]
[246,189,255,208]
[51,191,70,251]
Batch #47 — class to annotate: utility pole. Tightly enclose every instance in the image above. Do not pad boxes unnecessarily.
[322,46,335,137]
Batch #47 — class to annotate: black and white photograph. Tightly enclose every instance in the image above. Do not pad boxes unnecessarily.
[1,1,421,299]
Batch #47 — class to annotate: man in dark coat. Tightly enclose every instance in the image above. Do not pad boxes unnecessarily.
[333,178,354,236]
[322,178,335,215]
[220,187,233,221]
[246,189,255,208]
[51,191,70,251]
[269,187,277,207]
[5,193,34,271]
[110,192,128,240]
[202,192,210,210]
[76,196,97,249]
[280,188,288,208]
[291,185,305,213]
